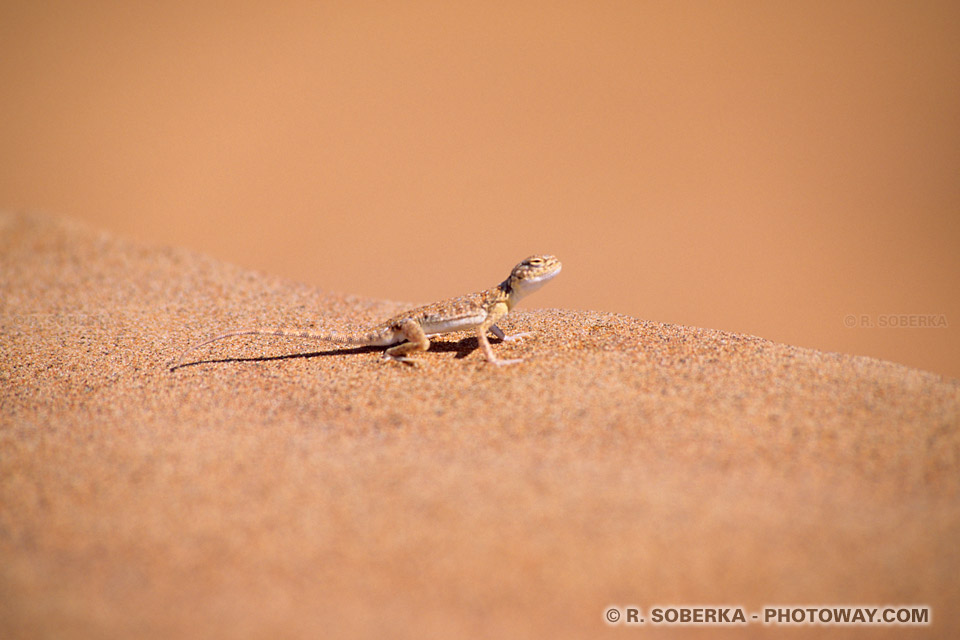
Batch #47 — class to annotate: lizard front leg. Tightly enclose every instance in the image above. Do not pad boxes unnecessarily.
[477,303,523,366]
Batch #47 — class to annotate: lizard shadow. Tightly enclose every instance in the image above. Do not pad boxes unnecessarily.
[170,344,383,370]
[171,336,502,370]
[425,336,485,360]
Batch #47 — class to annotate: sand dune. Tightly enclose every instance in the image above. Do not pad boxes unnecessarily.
[2,212,957,638]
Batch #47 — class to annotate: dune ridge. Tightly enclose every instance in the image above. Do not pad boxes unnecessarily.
[1,212,957,638]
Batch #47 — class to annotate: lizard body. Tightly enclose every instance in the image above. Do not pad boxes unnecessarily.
[170,254,561,368]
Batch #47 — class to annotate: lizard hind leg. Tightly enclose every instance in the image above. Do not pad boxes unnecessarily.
[382,318,431,364]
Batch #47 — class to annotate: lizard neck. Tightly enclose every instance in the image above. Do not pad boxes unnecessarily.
[502,270,556,310]
[501,277,531,310]
[491,280,517,311]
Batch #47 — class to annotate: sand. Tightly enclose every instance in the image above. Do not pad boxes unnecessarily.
[1,211,958,638]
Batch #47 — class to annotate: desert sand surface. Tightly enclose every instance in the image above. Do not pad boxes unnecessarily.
[2,2,958,380]
[2,211,958,639]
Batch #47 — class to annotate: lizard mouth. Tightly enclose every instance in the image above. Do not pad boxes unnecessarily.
[512,264,561,299]
[525,264,561,284]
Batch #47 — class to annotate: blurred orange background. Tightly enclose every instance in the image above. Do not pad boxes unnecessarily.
[2,1,957,378]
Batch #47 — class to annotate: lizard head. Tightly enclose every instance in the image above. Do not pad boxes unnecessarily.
[506,254,562,303]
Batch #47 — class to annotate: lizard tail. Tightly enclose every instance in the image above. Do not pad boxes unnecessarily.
[168,328,357,371]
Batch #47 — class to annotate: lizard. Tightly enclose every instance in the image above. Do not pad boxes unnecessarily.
[169,254,561,369]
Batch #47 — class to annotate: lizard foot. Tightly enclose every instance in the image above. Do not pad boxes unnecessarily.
[489,357,524,366]
[381,352,419,366]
